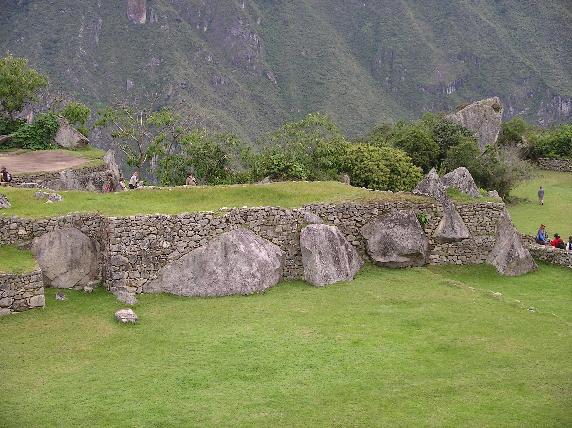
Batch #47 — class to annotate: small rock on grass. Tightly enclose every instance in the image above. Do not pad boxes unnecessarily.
[115,308,138,324]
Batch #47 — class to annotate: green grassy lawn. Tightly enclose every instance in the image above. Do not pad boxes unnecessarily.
[508,170,572,236]
[0,182,428,218]
[0,245,37,274]
[64,146,106,168]
[0,263,570,427]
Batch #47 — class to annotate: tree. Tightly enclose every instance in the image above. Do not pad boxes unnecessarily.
[390,124,439,172]
[60,101,91,136]
[96,105,187,174]
[0,53,48,118]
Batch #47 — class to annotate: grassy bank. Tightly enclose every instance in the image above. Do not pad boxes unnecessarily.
[508,170,572,236]
[0,263,570,426]
[0,245,37,274]
[0,182,428,218]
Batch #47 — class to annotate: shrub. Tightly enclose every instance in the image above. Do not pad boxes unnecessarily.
[8,111,59,150]
[340,144,422,191]
[527,125,572,160]
[441,138,481,173]
[0,116,25,135]
[60,101,91,130]
[390,125,439,172]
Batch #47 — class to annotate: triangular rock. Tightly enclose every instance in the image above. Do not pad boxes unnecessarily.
[442,167,480,198]
[434,198,471,242]
[487,212,537,276]
[413,168,446,200]
[0,194,10,209]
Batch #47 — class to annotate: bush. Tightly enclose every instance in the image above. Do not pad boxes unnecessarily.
[497,116,530,148]
[390,125,439,172]
[441,138,481,173]
[0,116,25,135]
[340,144,422,191]
[8,112,59,150]
[528,125,572,160]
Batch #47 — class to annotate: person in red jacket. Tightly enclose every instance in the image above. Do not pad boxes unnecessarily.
[550,234,565,249]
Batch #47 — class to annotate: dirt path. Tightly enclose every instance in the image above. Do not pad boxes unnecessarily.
[0,151,89,174]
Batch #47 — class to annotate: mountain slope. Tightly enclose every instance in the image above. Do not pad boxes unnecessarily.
[1,0,571,140]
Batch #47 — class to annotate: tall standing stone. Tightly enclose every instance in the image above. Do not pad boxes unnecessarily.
[300,224,363,286]
[487,212,537,276]
[434,198,471,243]
[441,167,480,198]
[413,168,447,201]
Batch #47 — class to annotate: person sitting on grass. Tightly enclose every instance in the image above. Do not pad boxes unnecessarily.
[103,173,116,193]
[118,176,127,191]
[566,236,572,251]
[535,224,549,245]
[185,173,197,186]
[550,233,565,250]
[129,171,140,189]
[0,166,12,184]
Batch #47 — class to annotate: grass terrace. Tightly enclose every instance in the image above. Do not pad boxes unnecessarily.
[0,263,570,426]
[508,170,572,236]
[0,182,430,218]
[0,245,37,274]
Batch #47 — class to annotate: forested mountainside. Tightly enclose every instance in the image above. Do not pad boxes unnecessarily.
[1,0,571,140]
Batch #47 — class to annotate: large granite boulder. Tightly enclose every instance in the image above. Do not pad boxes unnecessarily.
[43,169,108,192]
[441,167,480,198]
[361,211,429,268]
[487,212,537,276]
[54,117,89,149]
[413,168,446,200]
[31,227,99,288]
[434,199,471,243]
[300,224,363,286]
[144,228,284,297]
[446,97,503,152]
[104,150,122,179]
[0,194,10,209]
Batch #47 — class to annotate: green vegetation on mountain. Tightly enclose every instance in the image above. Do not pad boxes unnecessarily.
[1,1,570,141]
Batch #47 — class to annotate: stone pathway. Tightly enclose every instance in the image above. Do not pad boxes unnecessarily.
[0,150,89,174]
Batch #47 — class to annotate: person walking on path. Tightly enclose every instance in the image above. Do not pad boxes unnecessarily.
[538,186,545,205]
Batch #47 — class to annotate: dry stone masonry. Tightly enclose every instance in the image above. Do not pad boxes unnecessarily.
[536,158,572,172]
[0,270,44,315]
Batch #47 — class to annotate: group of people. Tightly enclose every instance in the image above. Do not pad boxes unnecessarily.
[536,225,572,250]
[102,171,198,192]
[0,166,13,184]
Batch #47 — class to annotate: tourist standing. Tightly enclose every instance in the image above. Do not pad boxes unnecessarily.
[538,186,545,205]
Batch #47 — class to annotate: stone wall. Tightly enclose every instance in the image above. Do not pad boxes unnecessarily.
[0,200,507,295]
[11,164,108,190]
[537,158,572,172]
[526,242,572,269]
[0,270,45,315]
[104,201,505,294]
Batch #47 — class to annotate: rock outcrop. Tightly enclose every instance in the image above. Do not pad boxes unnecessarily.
[442,167,480,198]
[413,168,446,200]
[487,212,536,276]
[34,191,63,203]
[144,228,284,297]
[31,227,99,288]
[446,97,503,152]
[43,169,108,192]
[361,211,429,268]
[54,117,89,149]
[434,199,471,242]
[0,194,10,209]
[300,224,363,286]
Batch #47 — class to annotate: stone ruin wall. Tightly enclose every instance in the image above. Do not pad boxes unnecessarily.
[10,164,108,186]
[0,270,45,315]
[0,200,505,295]
[536,158,572,173]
